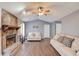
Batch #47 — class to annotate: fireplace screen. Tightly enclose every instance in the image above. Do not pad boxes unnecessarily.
[6,34,16,48]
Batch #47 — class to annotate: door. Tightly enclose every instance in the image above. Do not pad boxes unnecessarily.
[44,24,50,38]
[56,23,62,34]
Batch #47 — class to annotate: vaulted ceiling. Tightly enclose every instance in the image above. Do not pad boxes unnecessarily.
[0,2,79,22]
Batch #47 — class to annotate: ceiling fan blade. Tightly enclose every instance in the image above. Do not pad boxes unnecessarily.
[20,2,53,16]
[24,8,33,12]
[45,10,50,12]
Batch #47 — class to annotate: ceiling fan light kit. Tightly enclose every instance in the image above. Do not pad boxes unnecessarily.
[22,3,51,16]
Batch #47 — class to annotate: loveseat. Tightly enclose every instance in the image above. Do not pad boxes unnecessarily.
[27,32,41,41]
[50,33,79,56]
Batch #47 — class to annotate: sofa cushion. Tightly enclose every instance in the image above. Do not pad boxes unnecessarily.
[65,35,74,39]
[32,33,36,37]
[62,37,74,47]
[27,32,41,38]
[76,51,79,56]
[53,34,60,40]
[60,47,76,56]
[57,36,64,42]
[50,39,76,56]
[71,37,79,52]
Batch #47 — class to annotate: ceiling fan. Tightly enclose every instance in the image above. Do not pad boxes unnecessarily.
[22,3,52,16]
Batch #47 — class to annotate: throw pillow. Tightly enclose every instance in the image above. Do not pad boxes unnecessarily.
[57,36,64,43]
[62,37,74,47]
[53,34,60,40]
[76,51,79,56]
[32,33,36,37]
[71,38,79,52]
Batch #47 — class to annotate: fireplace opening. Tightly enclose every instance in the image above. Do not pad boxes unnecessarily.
[6,34,16,48]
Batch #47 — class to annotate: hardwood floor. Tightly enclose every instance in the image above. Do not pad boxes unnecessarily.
[15,39,60,56]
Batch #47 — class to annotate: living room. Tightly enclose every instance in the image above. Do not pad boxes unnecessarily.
[0,2,79,56]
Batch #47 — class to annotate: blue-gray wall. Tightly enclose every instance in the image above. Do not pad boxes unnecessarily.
[50,21,61,38]
[61,10,79,36]
[25,20,52,38]
[50,22,56,38]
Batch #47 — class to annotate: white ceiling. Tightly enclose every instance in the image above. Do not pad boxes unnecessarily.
[0,2,79,22]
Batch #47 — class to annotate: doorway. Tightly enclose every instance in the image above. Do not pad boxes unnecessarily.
[56,23,62,34]
[44,24,50,38]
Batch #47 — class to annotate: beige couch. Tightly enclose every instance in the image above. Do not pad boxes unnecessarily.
[27,32,41,41]
[50,33,79,56]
